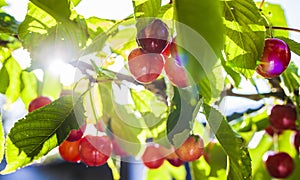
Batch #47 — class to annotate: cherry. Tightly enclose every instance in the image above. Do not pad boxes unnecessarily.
[175,135,204,162]
[94,121,104,132]
[128,48,164,84]
[28,96,52,112]
[66,123,86,142]
[264,125,283,137]
[136,19,169,53]
[292,131,300,154]
[162,146,185,167]
[256,38,291,78]
[263,151,294,178]
[142,144,165,169]
[161,42,171,58]
[59,140,81,163]
[78,135,112,167]
[164,57,189,88]
[269,104,297,131]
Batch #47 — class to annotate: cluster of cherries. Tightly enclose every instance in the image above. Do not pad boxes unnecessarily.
[256,38,291,78]
[128,19,189,88]
[263,104,299,178]
[28,96,205,168]
[142,134,204,169]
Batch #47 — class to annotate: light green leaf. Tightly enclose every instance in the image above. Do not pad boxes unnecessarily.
[86,17,116,40]
[3,57,22,103]
[203,104,252,180]
[6,95,85,158]
[20,71,38,109]
[41,70,61,100]
[132,0,162,18]
[0,58,9,94]
[222,0,266,78]
[259,2,288,37]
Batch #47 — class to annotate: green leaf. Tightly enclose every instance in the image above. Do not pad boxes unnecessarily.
[19,1,88,65]
[173,0,225,102]
[203,104,252,180]
[0,114,5,164]
[98,82,145,156]
[259,3,288,37]
[276,36,300,57]
[86,17,116,40]
[0,13,19,34]
[0,0,7,8]
[20,71,38,109]
[4,96,85,166]
[222,0,266,78]
[132,0,162,18]
[3,57,22,103]
[0,58,9,94]
[146,161,186,180]
[41,70,61,100]
[166,87,201,148]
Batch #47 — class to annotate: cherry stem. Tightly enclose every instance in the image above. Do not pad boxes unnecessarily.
[259,0,265,9]
[266,26,300,33]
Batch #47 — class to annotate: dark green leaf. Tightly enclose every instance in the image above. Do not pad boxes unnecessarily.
[8,95,85,157]
[203,104,252,180]
[222,0,266,78]
[30,0,71,19]
[166,87,201,148]
[0,13,19,34]
[276,36,300,57]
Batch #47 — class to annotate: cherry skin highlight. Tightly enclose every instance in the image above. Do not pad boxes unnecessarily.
[164,57,189,88]
[78,135,112,167]
[28,96,52,112]
[128,48,164,84]
[256,38,291,78]
[59,140,81,163]
[263,151,294,178]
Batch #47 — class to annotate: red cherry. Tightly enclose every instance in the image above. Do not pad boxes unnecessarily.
[28,96,52,112]
[66,123,86,142]
[263,151,294,178]
[164,57,189,88]
[142,144,165,169]
[264,125,283,136]
[269,104,297,131]
[59,140,81,163]
[94,121,104,132]
[136,19,169,53]
[175,135,204,162]
[256,38,291,78]
[128,48,164,84]
[78,135,112,166]
[162,42,171,58]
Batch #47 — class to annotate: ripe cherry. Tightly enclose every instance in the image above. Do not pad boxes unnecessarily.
[263,151,294,178]
[28,96,52,112]
[164,57,189,88]
[128,48,164,84]
[59,140,81,163]
[161,146,185,167]
[142,144,165,169]
[256,38,291,78]
[269,104,297,131]
[78,135,112,167]
[175,135,204,162]
[136,19,169,53]
[66,123,86,142]
[264,125,283,137]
